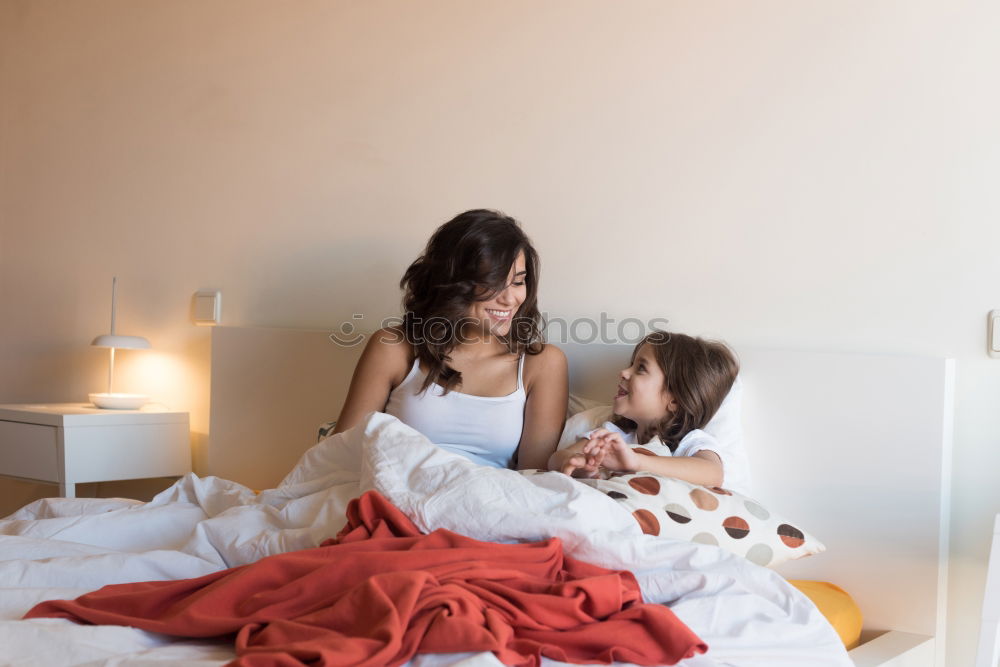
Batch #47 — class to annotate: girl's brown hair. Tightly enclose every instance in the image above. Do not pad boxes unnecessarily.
[612,331,739,451]
[399,209,544,393]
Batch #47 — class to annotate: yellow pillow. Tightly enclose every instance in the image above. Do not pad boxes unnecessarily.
[789,580,863,650]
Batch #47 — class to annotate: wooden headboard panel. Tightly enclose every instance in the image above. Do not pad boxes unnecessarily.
[210,327,952,653]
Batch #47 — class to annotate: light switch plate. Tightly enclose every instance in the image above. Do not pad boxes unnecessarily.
[193,290,221,326]
[989,310,1000,359]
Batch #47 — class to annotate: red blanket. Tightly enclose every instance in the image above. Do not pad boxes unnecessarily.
[26,491,706,666]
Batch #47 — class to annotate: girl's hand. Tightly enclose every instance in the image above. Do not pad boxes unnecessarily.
[586,428,641,472]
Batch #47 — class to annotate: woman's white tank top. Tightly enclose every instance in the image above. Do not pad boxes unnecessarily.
[384,355,526,469]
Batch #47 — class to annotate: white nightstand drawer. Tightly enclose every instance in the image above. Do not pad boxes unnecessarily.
[63,423,190,483]
[0,420,59,482]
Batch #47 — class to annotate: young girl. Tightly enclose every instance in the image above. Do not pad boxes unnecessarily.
[548,331,750,495]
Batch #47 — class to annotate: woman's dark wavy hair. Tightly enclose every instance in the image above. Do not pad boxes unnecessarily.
[611,331,739,452]
[399,209,544,393]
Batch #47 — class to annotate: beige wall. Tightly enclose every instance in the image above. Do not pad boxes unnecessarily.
[2,1,999,664]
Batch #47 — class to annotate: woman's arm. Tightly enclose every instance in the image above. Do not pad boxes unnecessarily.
[332,327,410,434]
[515,344,569,470]
[548,438,584,473]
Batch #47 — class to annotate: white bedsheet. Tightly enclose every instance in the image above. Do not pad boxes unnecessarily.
[0,412,851,667]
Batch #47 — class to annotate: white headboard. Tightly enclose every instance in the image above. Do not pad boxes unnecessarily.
[210,327,952,653]
[559,342,953,648]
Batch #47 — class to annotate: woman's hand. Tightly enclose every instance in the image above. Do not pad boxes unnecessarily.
[584,428,642,473]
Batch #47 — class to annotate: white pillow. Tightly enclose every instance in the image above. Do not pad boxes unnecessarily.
[702,376,743,464]
[567,392,605,419]
[558,405,612,449]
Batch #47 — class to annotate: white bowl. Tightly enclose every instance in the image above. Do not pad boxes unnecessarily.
[89,393,148,410]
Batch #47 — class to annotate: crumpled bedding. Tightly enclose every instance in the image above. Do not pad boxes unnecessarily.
[0,412,852,667]
[26,491,708,667]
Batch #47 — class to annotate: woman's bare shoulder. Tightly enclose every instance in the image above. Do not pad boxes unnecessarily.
[357,326,413,378]
[525,343,566,363]
[365,326,411,354]
[522,344,567,383]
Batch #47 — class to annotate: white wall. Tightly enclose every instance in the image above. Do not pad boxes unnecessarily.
[2,1,998,664]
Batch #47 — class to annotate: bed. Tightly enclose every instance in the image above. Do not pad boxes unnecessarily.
[0,325,953,666]
[977,514,1000,667]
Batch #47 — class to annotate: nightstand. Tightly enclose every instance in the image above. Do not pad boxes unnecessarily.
[0,403,191,498]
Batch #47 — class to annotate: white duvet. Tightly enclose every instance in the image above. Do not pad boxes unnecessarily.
[0,413,851,667]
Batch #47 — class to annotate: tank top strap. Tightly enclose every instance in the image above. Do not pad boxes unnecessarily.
[516,353,526,392]
[399,356,421,390]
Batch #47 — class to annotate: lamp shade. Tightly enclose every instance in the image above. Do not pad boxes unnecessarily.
[91,334,151,350]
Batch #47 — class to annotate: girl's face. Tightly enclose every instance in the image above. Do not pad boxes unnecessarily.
[466,250,527,337]
[614,343,678,427]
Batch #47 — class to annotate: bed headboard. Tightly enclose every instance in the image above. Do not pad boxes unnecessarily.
[210,327,952,651]
[560,342,953,651]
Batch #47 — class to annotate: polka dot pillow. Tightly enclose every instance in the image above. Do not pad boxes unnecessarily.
[580,444,825,567]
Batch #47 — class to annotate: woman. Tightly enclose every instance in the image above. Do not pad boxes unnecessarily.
[334,209,568,470]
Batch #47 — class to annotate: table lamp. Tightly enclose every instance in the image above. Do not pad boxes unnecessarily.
[89,277,151,409]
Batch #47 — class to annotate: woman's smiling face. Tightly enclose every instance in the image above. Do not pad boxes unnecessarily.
[466,250,527,337]
[613,343,678,427]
